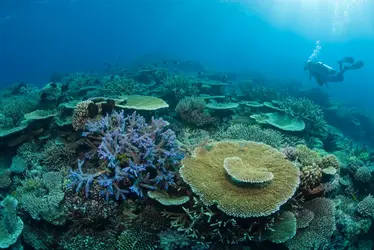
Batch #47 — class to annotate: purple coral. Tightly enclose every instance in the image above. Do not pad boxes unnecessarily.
[67,159,96,198]
[73,111,183,200]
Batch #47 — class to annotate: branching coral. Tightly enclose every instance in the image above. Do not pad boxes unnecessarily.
[175,97,215,127]
[164,75,198,101]
[0,95,38,127]
[101,75,138,96]
[69,111,183,200]
[216,123,285,148]
[41,140,76,171]
[281,97,327,133]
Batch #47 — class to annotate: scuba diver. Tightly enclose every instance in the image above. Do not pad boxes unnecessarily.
[304,57,364,86]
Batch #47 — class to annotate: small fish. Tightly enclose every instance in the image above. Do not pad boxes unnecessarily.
[154,63,159,67]
[163,61,168,65]
[197,71,203,76]
[174,61,180,65]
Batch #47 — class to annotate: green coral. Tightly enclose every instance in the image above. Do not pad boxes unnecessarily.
[286,198,336,250]
[281,97,327,133]
[296,145,321,166]
[263,211,297,244]
[163,75,198,100]
[117,229,157,250]
[101,75,138,96]
[216,123,285,148]
[15,172,67,225]
[357,195,374,219]
[0,196,24,249]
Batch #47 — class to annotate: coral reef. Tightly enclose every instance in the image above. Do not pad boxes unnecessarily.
[0,58,373,249]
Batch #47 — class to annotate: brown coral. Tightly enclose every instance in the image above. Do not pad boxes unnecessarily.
[72,100,93,131]
[319,154,340,171]
[300,164,322,190]
[180,140,300,218]
[296,145,320,166]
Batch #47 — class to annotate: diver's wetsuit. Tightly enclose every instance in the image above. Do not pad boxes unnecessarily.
[307,62,340,85]
[307,58,363,86]
[325,62,345,82]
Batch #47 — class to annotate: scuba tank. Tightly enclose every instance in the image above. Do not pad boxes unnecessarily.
[316,62,337,75]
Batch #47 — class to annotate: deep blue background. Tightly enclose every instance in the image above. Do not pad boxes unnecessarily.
[0,0,373,107]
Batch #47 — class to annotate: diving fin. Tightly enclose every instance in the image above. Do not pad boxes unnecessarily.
[344,60,364,70]
[339,57,355,64]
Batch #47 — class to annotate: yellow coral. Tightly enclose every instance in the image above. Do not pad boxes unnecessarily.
[180,140,300,218]
[296,145,320,166]
[319,154,340,171]
[300,164,322,190]
[223,156,274,183]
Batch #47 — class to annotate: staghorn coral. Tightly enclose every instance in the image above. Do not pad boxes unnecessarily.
[286,197,336,250]
[101,75,138,96]
[281,97,327,132]
[69,111,183,200]
[162,197,255,245]
[164,75,198,101]
[216,123,285,148]
[180,140,300,217]
[175,97,215,127]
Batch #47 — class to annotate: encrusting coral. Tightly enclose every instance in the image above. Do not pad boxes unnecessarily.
[180,140,300,217]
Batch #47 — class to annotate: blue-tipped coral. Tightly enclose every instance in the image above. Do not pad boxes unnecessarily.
[69,111,183,200]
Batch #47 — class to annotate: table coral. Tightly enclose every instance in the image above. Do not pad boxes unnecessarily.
[180,140,300,217]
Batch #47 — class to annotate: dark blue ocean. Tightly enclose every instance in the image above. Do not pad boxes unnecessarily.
[1,0,373,105]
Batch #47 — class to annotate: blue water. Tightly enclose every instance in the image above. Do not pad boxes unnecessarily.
[0,0,373,107]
